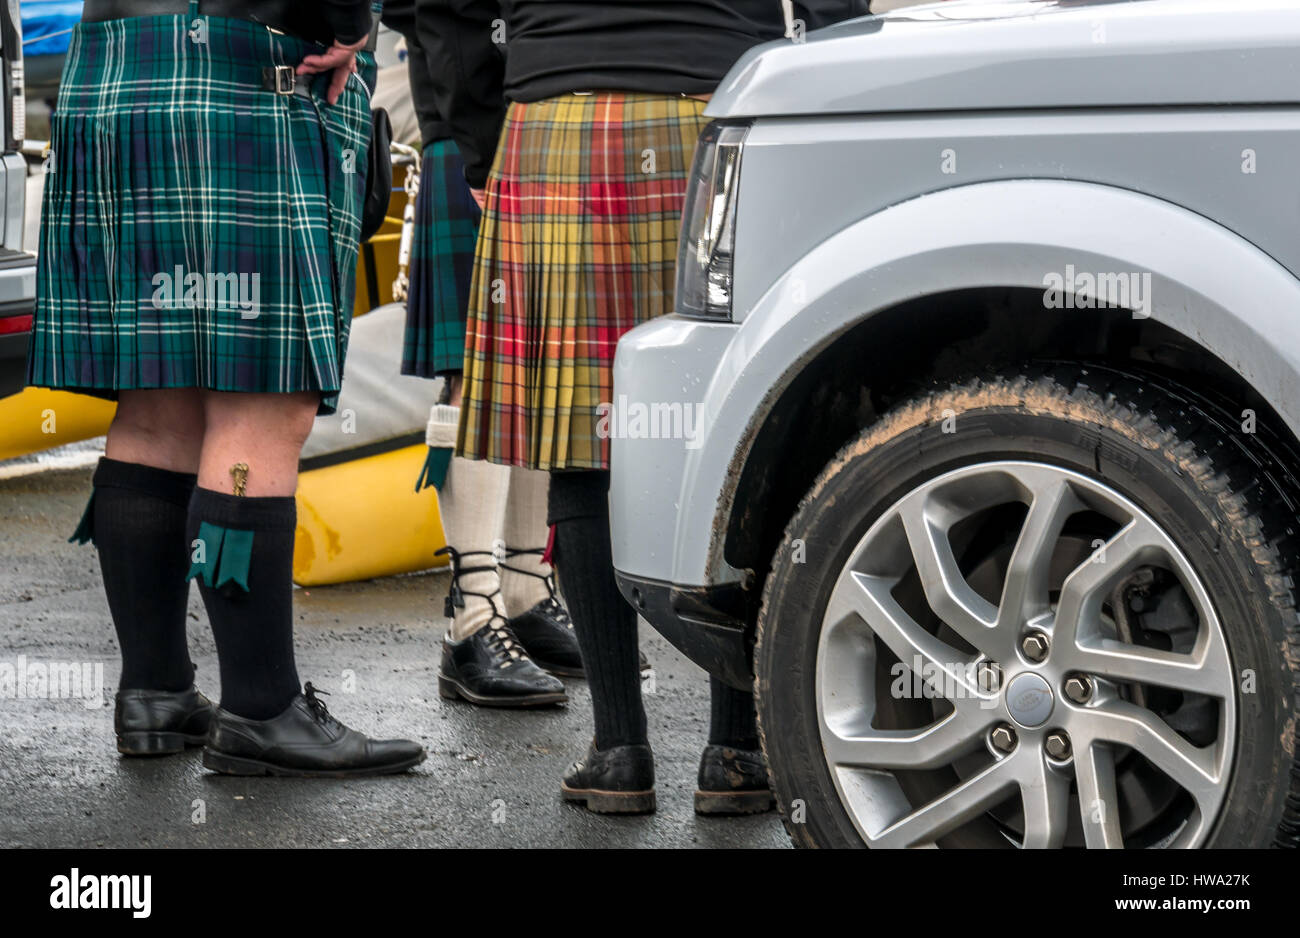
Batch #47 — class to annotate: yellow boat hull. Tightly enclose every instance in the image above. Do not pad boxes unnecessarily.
[0,388,117,462]
[293,444,448,586]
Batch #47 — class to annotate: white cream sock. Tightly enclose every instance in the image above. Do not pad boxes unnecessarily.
[500,467,552,617]
[437,453,510,641]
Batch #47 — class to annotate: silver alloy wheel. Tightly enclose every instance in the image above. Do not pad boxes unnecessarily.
[816,461,1236,848]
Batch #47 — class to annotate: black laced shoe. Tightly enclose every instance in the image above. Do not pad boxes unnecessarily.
[201,682,426,777]
[435,545,567,707]
[508,596,584,677]
[694,744,775,815]
[502,548,583,677]
[561,738,656,814]
[503,548,653,677]
[115,684,215,756]
[438,620,568,708]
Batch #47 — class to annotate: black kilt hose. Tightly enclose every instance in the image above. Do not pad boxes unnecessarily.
[27,2,377,415]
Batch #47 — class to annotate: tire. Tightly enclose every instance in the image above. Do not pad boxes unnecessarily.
[755,365,1300,848]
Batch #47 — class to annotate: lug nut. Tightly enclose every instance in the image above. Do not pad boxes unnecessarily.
[975,661,1002,693]
[1045,731,1072,760]
[990,724,1018,753]
[1064,674,1093,704]
[1021,631,1050,662]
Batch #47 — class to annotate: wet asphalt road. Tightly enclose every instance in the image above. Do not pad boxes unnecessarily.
[0,464,787,848]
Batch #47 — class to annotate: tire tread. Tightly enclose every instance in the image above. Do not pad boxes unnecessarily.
[755,363,1300,848]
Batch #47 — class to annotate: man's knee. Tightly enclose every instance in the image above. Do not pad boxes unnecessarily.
[111,391,205,451]
[266,393,320,450]
[203,391,318,444]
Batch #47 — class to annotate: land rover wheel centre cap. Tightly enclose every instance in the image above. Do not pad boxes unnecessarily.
[1005,672,1054,728]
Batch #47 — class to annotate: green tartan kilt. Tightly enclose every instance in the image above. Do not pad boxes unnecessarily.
[26,10,376,415]
[400,138,481,379]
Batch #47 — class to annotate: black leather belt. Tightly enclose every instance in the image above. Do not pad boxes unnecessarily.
[259,65,313,99]
[81,0,380,52]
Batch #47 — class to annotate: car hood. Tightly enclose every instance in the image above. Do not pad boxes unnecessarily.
[708,0,1300,118]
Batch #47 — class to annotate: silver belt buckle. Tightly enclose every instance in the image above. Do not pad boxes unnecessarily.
[272,64,295,96]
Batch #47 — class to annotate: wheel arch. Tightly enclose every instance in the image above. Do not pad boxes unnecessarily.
[706,180,1300,595]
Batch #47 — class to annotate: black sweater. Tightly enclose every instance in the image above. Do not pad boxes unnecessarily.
[320,0,374,45]
[382,0,452,144]
[106,1,372,45]
[415,1,869,188]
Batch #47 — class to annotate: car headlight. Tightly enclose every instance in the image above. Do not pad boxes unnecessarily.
[676,120,748,320]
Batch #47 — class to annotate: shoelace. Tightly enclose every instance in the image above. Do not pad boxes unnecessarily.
[540,596,574,630]
[303,682,341,727]
[484,621,528,669]
[502,548,572,630]
[435,545,507,620]
[439,545,567,662]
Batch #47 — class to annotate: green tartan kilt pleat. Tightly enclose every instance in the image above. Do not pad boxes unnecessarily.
[26,11,376,415]
[400,138,481,379]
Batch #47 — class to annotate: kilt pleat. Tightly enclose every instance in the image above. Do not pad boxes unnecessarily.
[27,11,375,415]
[456,92,710,470]
[400,138,482,378]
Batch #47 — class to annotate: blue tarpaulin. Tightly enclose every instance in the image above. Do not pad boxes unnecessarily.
[20,1,83,58]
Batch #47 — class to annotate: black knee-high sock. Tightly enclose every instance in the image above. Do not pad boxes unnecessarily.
[709,676,760,751]
[186,487,300,720]
[90,458,197,692]
[548,470,646,750]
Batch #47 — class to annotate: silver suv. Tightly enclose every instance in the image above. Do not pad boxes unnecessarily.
[610,0,1300,848]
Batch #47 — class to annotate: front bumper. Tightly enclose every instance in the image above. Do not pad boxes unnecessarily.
[609,314,739,585]
[610,313,754,687]
[616,571,754,691]
[0,246,36,398]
